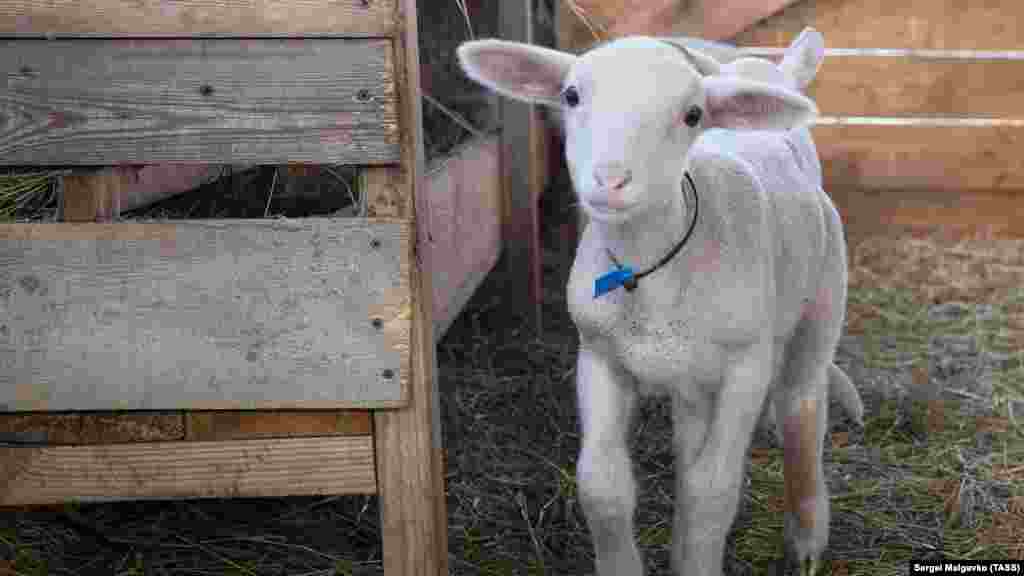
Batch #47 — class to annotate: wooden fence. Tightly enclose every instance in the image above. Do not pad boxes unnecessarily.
[0,2,483,575]
[550,0,1024,252]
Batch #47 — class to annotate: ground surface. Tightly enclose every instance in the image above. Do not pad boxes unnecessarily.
[3,191,1023,574]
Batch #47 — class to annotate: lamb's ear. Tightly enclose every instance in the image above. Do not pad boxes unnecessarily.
[702,76,818,131]
[779,27,825,90]
[659,39,722,76]
[457,39,577,106]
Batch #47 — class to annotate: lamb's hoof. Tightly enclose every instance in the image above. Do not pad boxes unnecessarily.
[801,557,821,576]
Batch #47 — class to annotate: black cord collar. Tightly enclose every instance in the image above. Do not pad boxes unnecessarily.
[603,171,699,292]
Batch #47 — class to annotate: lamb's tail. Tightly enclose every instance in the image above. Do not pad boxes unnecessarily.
[828,362,864,427]
[758,362,864,444]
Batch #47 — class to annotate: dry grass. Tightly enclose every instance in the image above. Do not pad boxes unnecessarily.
[0,169,66,222]
[846,232,1024,410]
[848,232,1024,346]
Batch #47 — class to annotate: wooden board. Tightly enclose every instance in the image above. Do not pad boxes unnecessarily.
[0,218,412,411]
[0,39,399,165]
[813,124,1024,192]
[0,0,396,37]
[0,435,376,506]
[185,410,372,441]
[0,412,184,444]
[0,413,83,444]
[734,0,1024,50]
[829,187,1024,242]
[0,410,374,443]
[76,412,185,443]
[426,134,502,339]
[808,56,1024,118]
[555,0,798,53]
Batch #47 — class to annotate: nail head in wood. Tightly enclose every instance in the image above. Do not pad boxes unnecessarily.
[381,368,394,380]
[199,84,215,96]
[356,89,372,102]
[372,317,383,329]
[370,238,382,249]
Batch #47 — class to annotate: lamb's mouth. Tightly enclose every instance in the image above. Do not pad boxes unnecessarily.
[581,203,636,222]
[584,192,638,220]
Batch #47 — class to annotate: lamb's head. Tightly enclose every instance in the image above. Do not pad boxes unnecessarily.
[457,36,818,224]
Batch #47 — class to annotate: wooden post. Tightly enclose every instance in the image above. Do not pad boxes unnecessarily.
[371,0,448,574]
[500,0,544,331]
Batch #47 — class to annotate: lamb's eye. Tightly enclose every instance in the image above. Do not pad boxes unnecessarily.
[561,86,580,108]
[684,105,702,127]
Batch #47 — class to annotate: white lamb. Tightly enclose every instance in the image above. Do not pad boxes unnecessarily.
[458,26,862,576]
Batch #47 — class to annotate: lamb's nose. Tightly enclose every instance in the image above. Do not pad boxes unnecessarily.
[593,163,632,190]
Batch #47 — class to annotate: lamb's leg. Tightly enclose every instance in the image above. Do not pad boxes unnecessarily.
[672,391,713,474]
[671,391,712,569]
[674,341,773,576]
[778,208,848,575]
[777,365,829,576]
[575,348,642,576]
[776,317,842,574]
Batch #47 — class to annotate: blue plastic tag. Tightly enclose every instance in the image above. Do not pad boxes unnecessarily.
[594,267,635,298]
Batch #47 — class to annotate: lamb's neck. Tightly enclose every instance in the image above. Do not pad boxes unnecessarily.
[593,184,691,274]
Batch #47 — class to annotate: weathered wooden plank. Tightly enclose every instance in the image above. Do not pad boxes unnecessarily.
[426,134,502,339]
[26,169,197,448]
[0,218,412,411]
[808,56,1024,118]
[0,0,396,37]
[555,0,798,53]
[734,0,1024,50]
[0,410,375,444]
[0,39,399,165]
[371,2,447,574]
[813,124,1024,192]
[0,413,82,444]
[612,0,800,44]
[0,412,186,444]
[186,410,372,441]
[78,412,186,443]
[0,435,376,505]
[829,187,1024,242]
[62,166,226,222]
